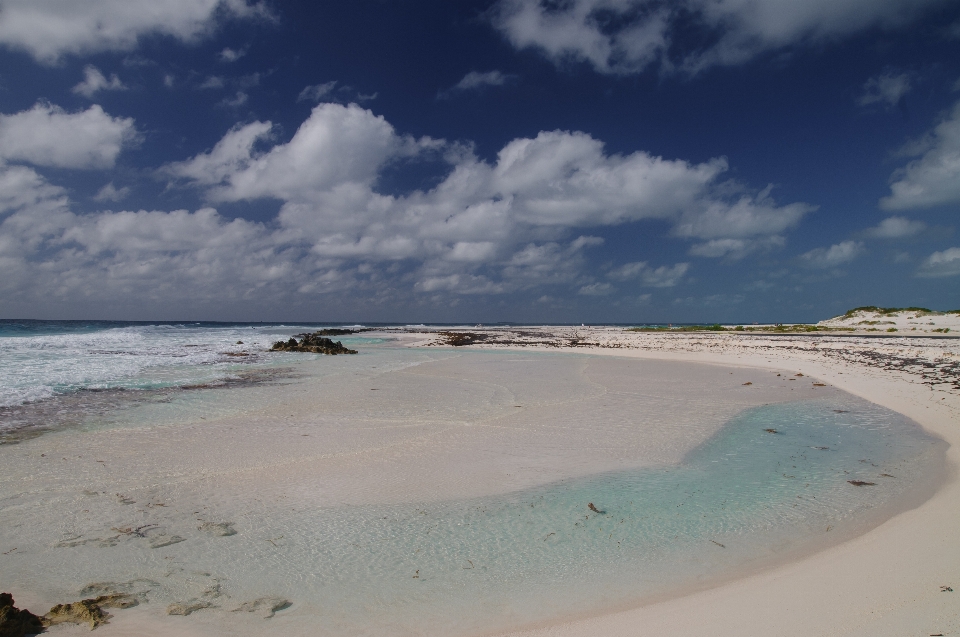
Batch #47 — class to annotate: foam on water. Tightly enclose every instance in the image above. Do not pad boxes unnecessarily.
[0,321,370,411]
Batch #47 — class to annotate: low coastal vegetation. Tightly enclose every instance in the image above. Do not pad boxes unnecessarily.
[624,306,960,334]
[629,324,727,332]
[841,306,934,317]
[270,332,358,355]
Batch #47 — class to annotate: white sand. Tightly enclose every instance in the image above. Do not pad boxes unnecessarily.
[441,328,959,637]
[3,329,957,636]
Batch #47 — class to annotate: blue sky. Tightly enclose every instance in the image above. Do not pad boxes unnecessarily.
[0,0,958,323]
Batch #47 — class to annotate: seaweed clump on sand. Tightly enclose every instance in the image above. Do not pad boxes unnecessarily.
[0,593,45,637]
[271,333,357,355]
[438,332,488,347]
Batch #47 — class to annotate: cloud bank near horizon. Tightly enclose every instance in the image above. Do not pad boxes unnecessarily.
[0,100,819,314]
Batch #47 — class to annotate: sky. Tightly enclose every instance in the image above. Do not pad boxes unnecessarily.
[0,0,959,323]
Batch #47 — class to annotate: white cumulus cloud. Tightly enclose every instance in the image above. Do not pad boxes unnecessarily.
[218,46,247,62]
[455,70,511,90]
[157,103,813,294]
[0,103,137,169]
[93,182,131,203]
[578,282,613,295]
[607,261,690,287]
[800,240,864,268]
[198,76,226,90]
[72,65,127,98]
[863,216,926,238]
[0,102,816,310]
[917,247,960,277]
[0,0,274,63]
[164,104,410,201]
[439,71,515,98]
[858,71,912,109]
[881,101,960,210]
[493,0,944,75]
[297,81,339,103]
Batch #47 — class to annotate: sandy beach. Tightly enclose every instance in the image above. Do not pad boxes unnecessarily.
[1,327,957,636]
[412,327,960,637]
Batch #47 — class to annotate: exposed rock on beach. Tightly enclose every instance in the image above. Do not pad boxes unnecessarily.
[43,594,137,630]
[271,332,358,354]
[198,521,237,536]
[0,591,139,635]
[0,593,44,637]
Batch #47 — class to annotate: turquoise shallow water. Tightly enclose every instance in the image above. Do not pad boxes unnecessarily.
[203,395,937,635]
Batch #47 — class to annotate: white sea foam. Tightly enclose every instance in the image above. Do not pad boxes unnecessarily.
[0,324,311,410]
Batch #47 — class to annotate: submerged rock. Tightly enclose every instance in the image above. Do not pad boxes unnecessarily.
[89,594,138,610]
[0,593,45,637]
[55,534,121,549]
[146,533,186,549]
[232,597,291,619]
[198,521,236,537]
[270,333,357,355]
[166,601,212,616]
[167,580,222,616]
[79,580,157,604]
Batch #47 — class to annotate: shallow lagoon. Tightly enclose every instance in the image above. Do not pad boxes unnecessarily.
[0,337,945,636]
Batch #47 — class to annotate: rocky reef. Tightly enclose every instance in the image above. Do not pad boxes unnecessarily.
[271,332,358,355]
[0,593,44,637]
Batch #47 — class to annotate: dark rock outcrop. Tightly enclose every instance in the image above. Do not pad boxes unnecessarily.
[271,333,357,355]
[0,593,44,637]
